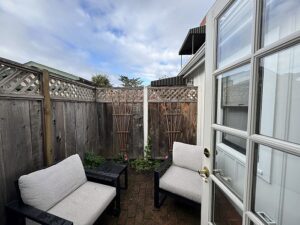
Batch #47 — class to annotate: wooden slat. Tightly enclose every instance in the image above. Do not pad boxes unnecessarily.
[29,101,44,169]
[64,102,77,156]
[149,102,197,158]
[75,102,87,159]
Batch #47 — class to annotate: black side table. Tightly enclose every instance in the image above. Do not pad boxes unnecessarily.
[94,161,128,190]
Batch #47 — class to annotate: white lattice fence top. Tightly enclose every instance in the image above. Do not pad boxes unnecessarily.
[148,87,198,102]
[96,88,144,102]
[49,75,95,101]
[0,62,41,96]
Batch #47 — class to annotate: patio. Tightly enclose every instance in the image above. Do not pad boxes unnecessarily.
[99,168,200,225]
[0,57,201,224]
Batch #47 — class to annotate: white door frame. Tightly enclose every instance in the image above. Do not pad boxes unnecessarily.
[200,0,300,225]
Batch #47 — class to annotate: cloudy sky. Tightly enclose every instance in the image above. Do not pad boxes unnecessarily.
[0,0,214,85]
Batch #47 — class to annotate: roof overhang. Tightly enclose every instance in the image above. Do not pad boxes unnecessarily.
[178,26,206,55]
[178,43,205,78]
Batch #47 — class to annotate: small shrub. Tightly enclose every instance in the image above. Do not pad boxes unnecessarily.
[113,152,128,164]
[84,151,105,169]
[130,158,160,172]
[130,137,160,172]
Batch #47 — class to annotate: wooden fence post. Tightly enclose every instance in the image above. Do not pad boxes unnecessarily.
[42,70,53,166]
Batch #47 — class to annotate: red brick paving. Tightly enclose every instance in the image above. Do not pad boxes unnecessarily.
[98,168,200,225]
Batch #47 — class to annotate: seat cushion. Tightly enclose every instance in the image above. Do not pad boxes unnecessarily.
[47,181,116,225]
[19,154,87,211]
[172,142,202,171]
[159,165,202,203]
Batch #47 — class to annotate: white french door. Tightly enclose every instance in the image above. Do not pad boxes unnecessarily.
[200,0,300,225]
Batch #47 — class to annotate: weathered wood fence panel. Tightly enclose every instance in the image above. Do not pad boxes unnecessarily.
[52,101,100,162]
[97,102,144,159]
[148,102,197,158]
[0,99,44,225]
[0,57,199,224]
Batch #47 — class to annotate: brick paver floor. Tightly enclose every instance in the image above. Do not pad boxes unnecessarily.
[99,168,200,225]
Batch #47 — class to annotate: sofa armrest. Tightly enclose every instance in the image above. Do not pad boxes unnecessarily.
[85,169,119,185]
[6,200,73,225]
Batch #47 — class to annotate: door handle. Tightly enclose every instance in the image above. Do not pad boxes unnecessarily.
[198,167,210,183]
[213,169,232,182]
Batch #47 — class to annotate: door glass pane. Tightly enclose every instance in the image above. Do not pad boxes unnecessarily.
[217,0,253,68]
[214,131,246,200]
[253,144,300,225]
[262,0,300,47]
[216,64,250,131]
[213,183,242,225]
[257,44,300,145]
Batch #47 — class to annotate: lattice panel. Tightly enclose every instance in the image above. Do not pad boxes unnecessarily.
[148,87,197,102]
[0,63,41,96]
[49,76,95,101]
[96,88,144,102]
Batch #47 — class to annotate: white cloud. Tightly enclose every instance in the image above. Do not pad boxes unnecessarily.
[0,0,214,85]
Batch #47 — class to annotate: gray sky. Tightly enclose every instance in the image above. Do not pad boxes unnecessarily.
[0,0,215,85]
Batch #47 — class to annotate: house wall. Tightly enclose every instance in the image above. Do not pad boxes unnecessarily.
[183,63,205,146]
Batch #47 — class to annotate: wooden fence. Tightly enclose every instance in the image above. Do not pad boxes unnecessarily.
[0,57,198,224]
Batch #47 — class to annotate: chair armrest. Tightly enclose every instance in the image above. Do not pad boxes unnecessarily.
[6,200,73,225]
[154,155,172,178]
[85,169,119,186]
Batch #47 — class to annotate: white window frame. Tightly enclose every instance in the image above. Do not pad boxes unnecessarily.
[202,0,300,225]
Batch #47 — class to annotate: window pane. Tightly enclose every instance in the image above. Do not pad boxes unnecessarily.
[212,183,242,225]
[262,0,300,47]
[253,144,300,225]
[216,64,250,131]
[257,44,300,145]
[217,0,253,68]
[214,131,246,200]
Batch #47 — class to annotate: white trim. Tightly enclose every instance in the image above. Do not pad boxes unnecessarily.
[178,44,205,77]
[143,86,148,157]
[246,211,265,225]
[182,58,205,78]
[211,174,244,210]
[217,143,246,164]
[212,124,248,139]
[250,134,300,156]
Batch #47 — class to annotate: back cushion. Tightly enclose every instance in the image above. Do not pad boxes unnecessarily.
[172,142,203,171]
[19,154,87,211]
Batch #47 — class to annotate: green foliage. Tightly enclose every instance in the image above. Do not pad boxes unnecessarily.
[84,151,105,169]
[119,75,143,87]
[113,152,128,164]
[92,74,112,87]
[130,137,160,172]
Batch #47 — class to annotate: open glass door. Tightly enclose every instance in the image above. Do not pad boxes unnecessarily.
[201,0,300,225]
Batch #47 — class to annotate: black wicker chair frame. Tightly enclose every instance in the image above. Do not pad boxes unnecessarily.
[154,154,201,209]
[6,169,120,225]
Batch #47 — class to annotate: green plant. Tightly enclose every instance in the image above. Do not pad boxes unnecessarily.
[84,151,105,169]
[113,152,128,164]
[92,74,112,87]
[130,137,160,172]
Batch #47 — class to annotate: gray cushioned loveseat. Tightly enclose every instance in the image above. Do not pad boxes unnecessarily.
[6,154,120,225]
